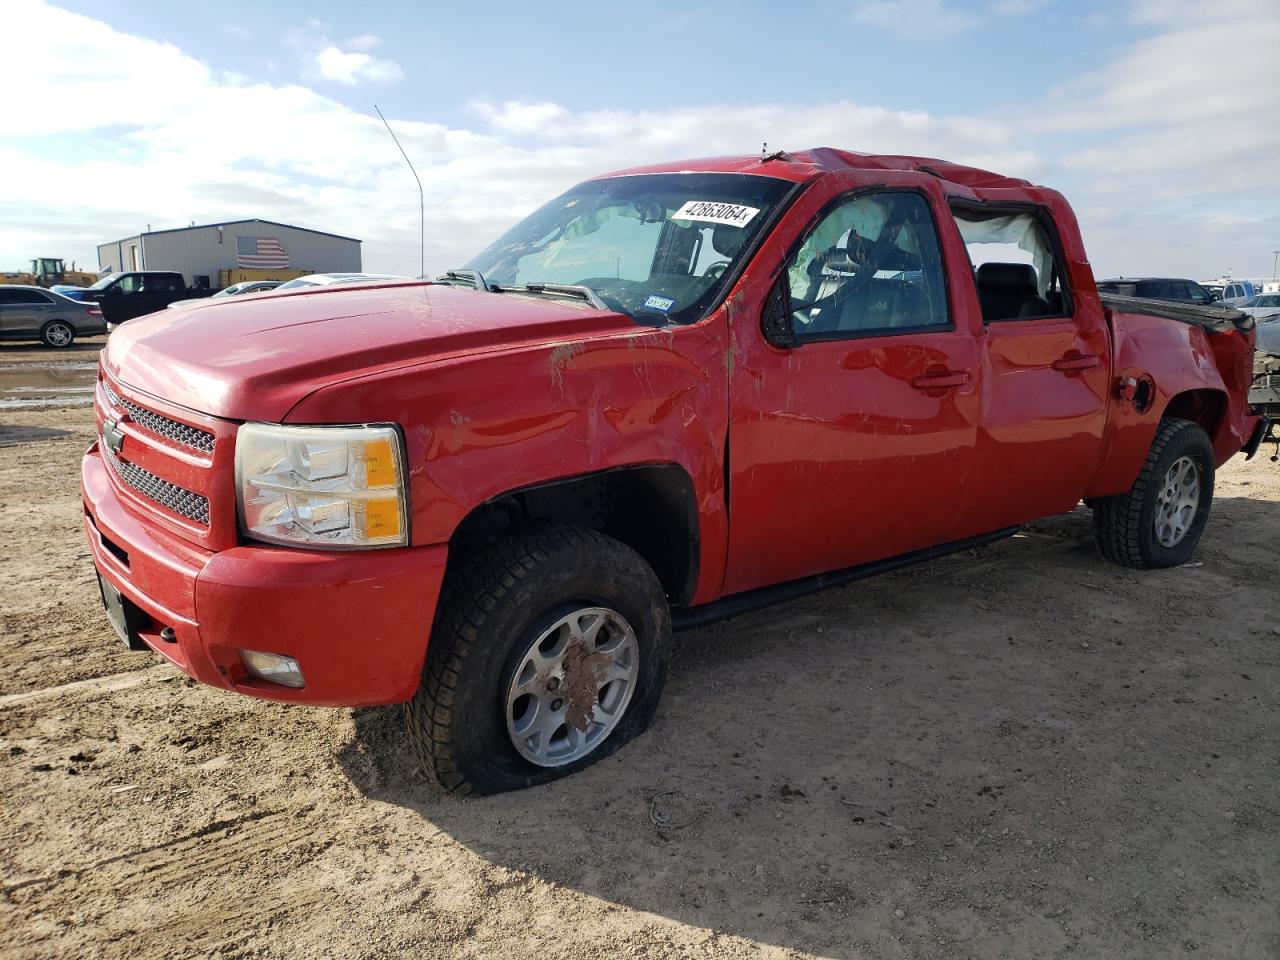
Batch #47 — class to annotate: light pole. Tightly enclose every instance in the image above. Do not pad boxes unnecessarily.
[375,104,425,280]
[1273,249,1278,280]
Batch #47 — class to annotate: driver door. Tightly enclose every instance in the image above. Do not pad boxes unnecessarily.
[723,183,984,595]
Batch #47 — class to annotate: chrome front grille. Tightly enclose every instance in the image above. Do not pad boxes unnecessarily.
[102,437,211,525]
[102,379,215,455]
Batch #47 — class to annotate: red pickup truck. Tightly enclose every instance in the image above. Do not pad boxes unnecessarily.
[83,148,1265,794]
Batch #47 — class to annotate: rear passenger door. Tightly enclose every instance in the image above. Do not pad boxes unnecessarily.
[133,274,168,317]
[0,288,54,337]
[949,202,1110,531]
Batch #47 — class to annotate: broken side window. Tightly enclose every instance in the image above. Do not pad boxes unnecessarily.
[950,207,1071,322]
[785,191,950,340]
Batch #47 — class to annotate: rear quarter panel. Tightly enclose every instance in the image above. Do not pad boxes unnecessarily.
[1087,309,1255,497]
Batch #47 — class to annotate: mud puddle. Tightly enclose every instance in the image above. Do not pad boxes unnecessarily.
[0,362,97,408]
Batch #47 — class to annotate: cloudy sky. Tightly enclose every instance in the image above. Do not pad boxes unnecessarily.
[3,0,1278,281]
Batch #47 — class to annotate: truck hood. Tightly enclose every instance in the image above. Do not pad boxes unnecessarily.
[103,281,635,421]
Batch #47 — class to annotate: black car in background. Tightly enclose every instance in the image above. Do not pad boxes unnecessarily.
[79,271,215,323]
[1095,277,1217,305]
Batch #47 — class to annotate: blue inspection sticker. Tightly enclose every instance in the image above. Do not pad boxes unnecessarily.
[643,294,676,313]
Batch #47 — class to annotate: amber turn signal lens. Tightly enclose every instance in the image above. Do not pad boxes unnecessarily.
[363,438,398,488]
[363,497,402,540]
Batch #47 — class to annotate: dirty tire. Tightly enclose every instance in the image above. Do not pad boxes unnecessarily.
[1093,417,1215,569]
[405,525,671,796]
[40,321,75,348]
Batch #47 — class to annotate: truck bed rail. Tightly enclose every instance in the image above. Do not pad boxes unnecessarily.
[1099,293,1253,335]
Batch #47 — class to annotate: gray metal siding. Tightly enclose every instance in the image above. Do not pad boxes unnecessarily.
[99,222,362,286]
[98,236,140,276]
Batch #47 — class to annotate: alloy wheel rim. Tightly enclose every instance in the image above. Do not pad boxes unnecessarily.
[505,606,639,768]
[1154,455,1200,548]
[47,324,72,346]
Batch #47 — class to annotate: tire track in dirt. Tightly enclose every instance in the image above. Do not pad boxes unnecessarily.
[3,807,340,959]
[0,664,166,708]
[0,398,143,697]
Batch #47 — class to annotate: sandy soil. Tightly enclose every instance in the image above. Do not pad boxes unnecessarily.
[1,339,1277,959]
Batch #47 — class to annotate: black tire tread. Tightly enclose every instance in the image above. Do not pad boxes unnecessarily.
[1093,417,1206,569]
[405,524,640,796]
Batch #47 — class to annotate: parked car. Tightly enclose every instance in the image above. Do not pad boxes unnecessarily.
[83,149,1264,795]
[274,273,401,290]
[79,271,216,324]
[1256,316,1280,354]
[1249,320,1280,438]
[166,280,283,310]
[1236,293,1280,320]
[1218,280,1257,307]
[0,285,106,347]
[50,283,91,300]
[1095,277,1217,305]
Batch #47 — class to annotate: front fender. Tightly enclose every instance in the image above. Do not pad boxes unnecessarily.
[283,321,732,605]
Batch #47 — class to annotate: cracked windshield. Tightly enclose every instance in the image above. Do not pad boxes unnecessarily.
[464,173,793,322]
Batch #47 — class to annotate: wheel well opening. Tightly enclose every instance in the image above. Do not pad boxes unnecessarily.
[1163,389,1225,438]
[449,466,700,605]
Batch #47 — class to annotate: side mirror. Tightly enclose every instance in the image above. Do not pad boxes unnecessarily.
[761,275,798,348]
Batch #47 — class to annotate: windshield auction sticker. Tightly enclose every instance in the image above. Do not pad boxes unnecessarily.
[671,201,760,228]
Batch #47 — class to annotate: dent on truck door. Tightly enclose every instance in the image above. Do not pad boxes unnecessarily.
[724,189,983,594]
[949,205,1109,532]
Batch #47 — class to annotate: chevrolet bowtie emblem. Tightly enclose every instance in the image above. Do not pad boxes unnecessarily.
[103,418,125,455]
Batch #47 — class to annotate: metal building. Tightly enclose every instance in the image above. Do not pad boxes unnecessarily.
[98,219,362,288]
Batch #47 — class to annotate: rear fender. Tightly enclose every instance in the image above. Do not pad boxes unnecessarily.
[1086,311,1251,497]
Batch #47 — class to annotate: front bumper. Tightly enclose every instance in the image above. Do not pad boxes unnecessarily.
[82,442,448,707]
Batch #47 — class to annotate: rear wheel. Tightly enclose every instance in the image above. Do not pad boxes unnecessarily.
[40,321,75,348]
[405,525,671,795]
[1093,418,1215,568]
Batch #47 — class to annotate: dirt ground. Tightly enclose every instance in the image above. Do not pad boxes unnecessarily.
[1,339,1277,959]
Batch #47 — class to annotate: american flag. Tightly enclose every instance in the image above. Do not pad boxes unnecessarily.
[236,236,289,269]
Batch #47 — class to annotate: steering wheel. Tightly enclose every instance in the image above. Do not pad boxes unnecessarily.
[703,260,732,282]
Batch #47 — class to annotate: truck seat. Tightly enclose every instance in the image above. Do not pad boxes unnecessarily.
[975,262,1051,321]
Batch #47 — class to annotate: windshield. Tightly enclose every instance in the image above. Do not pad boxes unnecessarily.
[464,173,794,323]
[88,274,118,290]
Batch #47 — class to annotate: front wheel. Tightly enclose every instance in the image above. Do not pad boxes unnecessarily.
[1093,418,1215,568]
[405,525,671,795]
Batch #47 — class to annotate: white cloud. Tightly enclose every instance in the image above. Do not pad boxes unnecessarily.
[314,46,402,85]
[1127,0,1276,25]
[343,34,383,52]
[287,19,402,86]
[851,0,978,37]
[0,0,1276,282]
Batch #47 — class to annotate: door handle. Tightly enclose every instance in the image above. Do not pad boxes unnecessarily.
[911,370,970,390]
[1052,354,1099,372]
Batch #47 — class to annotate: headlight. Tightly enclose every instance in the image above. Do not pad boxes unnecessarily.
[235,423,408,548]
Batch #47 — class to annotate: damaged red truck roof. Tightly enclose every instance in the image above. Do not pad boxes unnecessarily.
[84,147,1265,794]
